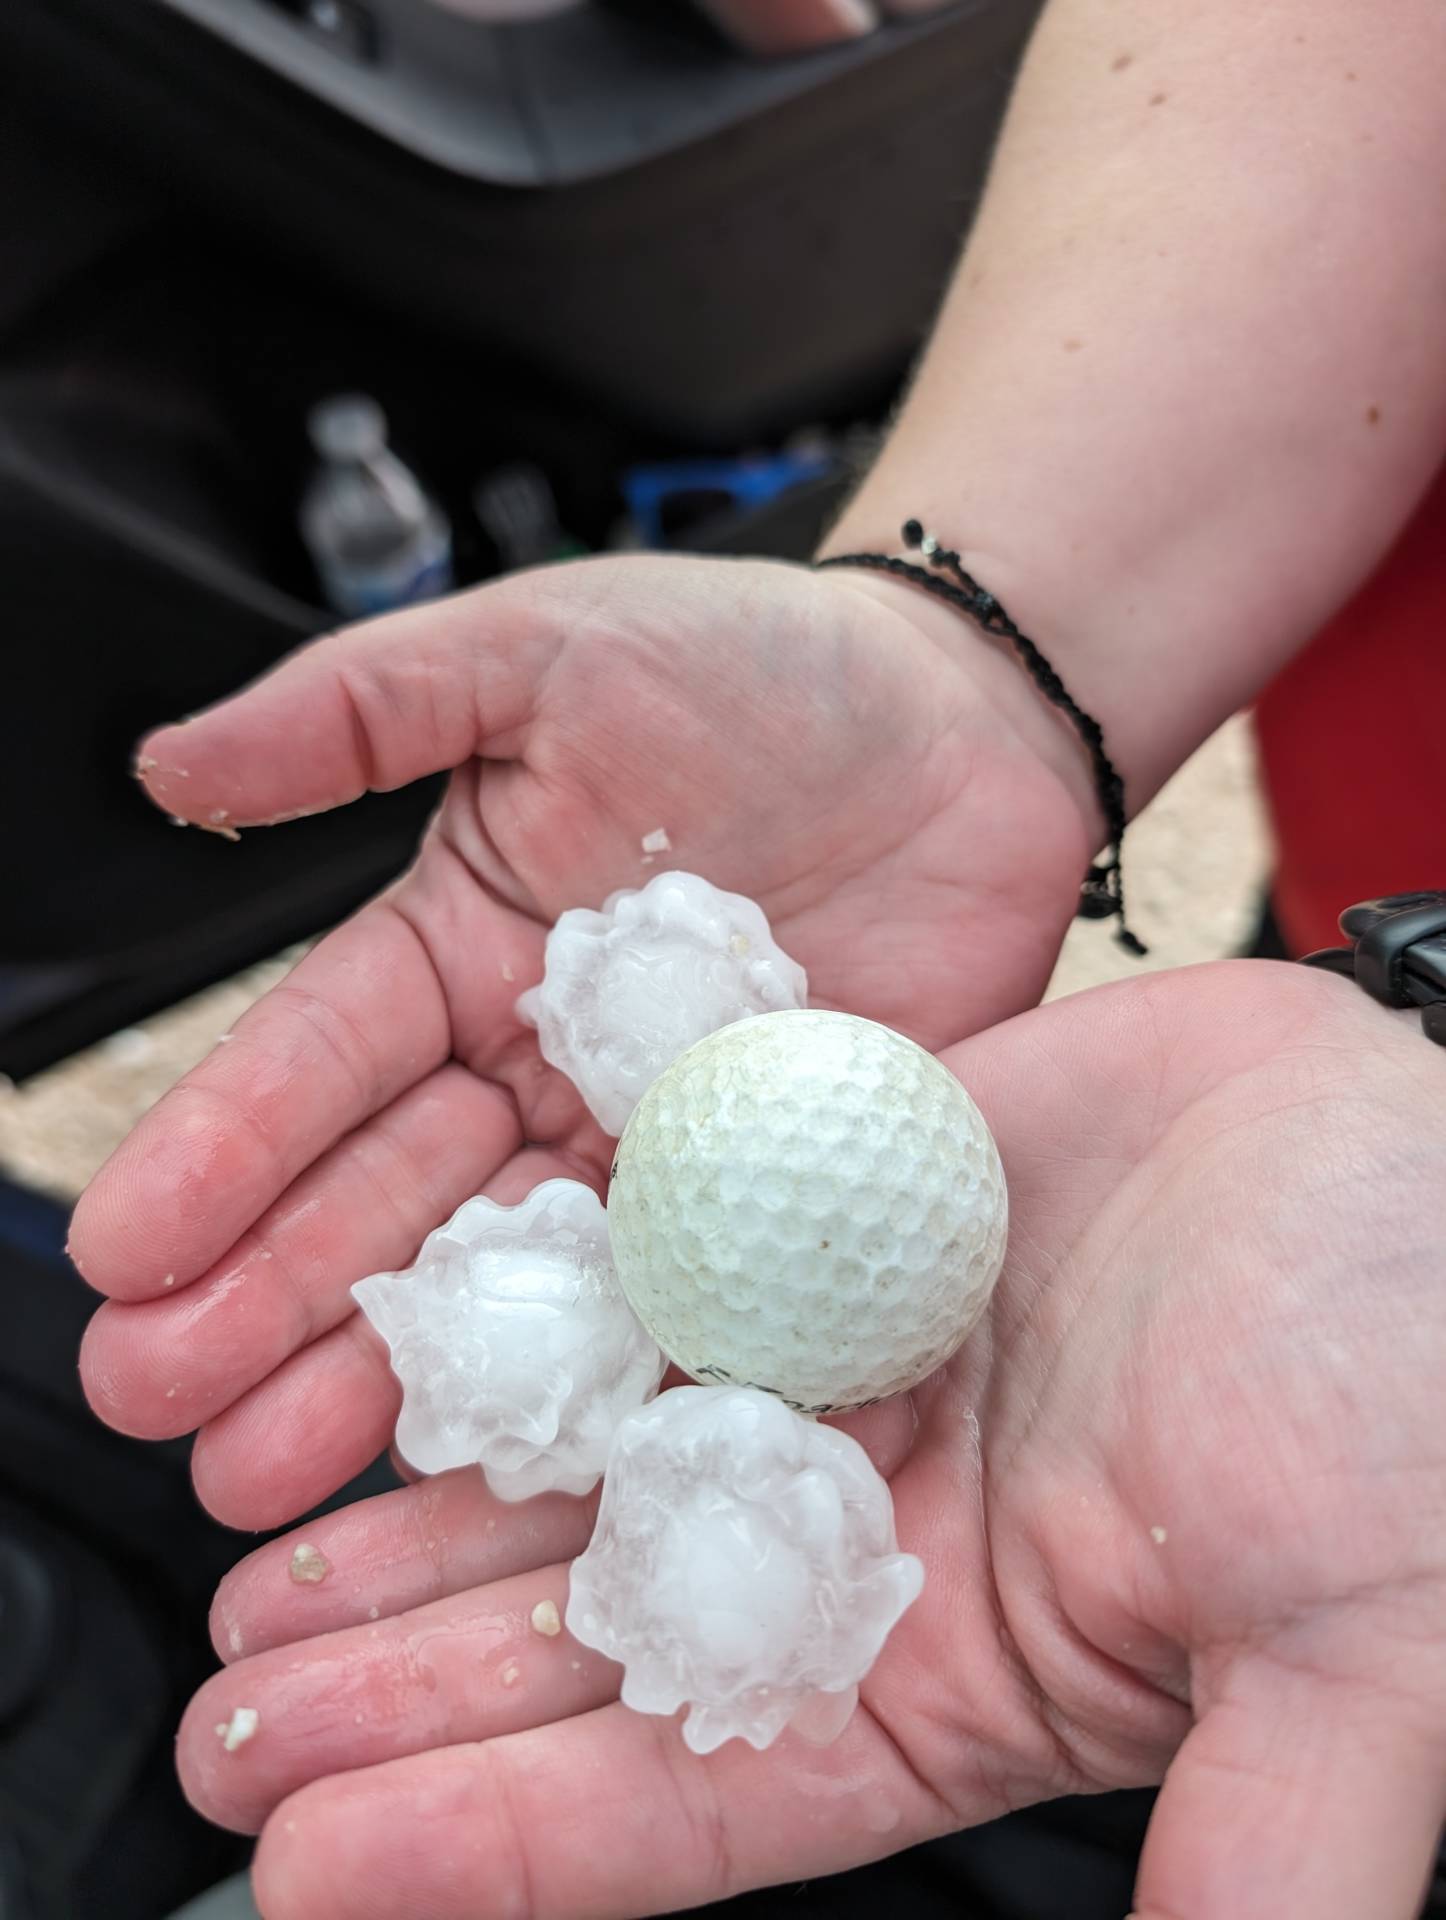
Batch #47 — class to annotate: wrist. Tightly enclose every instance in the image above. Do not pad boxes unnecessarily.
[814,556,1106,856]
[820,451,1223,824]
[813,533,1109,860]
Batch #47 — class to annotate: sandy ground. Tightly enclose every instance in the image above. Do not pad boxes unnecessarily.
[0,715,1269,1202]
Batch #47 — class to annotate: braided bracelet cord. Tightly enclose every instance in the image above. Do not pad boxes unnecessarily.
[816,520,1147,957]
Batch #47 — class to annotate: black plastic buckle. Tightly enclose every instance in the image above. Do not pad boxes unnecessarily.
[1301,890,1446,1046]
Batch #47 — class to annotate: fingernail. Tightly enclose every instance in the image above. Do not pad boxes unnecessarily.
[199,809,242,843]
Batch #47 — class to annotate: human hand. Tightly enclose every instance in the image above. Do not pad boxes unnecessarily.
[170,960,1446,1920]
[73,553,1093,1529]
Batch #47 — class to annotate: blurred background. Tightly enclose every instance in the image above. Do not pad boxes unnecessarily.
[0,2,1270,1915]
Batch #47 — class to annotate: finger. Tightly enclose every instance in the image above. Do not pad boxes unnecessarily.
[251,1700,948,1920]
[194,1298,914,1539]
[69,902,452,1301]
[210,1392,917,1662]
[211,1471,600,1662]
[181,1563,605,1832]
[192,1315,399,1531]
[1133,1657,1446,1920]
[190,1146,590,1529]
[80,1065,519,1441]
[697,0,878,56]
[138,576,564,831]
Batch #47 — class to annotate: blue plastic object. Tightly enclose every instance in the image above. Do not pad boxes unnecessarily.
[622,451,834,549]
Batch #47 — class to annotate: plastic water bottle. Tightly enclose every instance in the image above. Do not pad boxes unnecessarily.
[301,394,453,617]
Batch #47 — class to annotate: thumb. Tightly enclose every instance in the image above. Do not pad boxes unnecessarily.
[137,573,563,830]
[1132,1652,1446,1920]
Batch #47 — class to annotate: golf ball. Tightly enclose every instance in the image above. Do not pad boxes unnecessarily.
[607,1010,1007,1414]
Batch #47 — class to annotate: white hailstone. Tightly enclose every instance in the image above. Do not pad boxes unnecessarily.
[215,1707,259,1753]
[566,1386,923,1754]
[352,1180,663,1503]
[516,871,807,1136]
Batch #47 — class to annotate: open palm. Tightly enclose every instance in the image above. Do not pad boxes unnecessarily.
[157,961,1446,1920]
[73,553,1091,1527]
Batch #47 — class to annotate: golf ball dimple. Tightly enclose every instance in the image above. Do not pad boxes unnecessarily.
[607,1010,1008,1414]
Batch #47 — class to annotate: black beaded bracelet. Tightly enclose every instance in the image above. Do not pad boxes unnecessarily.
[1301,891,1446,1046]
[817,521,1146,955]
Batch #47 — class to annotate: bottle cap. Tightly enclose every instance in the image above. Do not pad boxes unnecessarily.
[308,393,388,463]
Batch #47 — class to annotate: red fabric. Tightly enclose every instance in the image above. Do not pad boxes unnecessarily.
[1255,461,1446,956]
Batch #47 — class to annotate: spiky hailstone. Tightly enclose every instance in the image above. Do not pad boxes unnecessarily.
[566,1386,924,1754]
[516,870,807,1137]
[352,1180,663,1502]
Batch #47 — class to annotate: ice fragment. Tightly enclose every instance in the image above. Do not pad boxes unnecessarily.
[353,1180,663,1502]
[289,1542,331,1585]
[216,1707,259,1752]
[530,1599,562,1637]
[567,1386,922,1754]
[516,871,806,1136]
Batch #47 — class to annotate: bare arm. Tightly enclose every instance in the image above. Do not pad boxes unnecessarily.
[826,0,1446,807]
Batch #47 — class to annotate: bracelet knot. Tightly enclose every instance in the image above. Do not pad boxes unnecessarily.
[817,523,1147,957]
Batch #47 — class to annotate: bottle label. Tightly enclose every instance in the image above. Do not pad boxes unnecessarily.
[320,533,454,619]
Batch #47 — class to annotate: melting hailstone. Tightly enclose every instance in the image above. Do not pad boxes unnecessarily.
[352,1180,663,1502]
[516,870,807,1136]
[566,1385,923,1754]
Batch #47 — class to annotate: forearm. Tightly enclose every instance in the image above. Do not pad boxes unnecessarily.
[825,0,1446,809]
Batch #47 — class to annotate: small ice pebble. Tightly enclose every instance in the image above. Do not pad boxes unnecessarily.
[531,1599,562,1637]
[516,870,807,1136]
[289,1542,331,1585]
[567,1386,922,1755]
[353,1180,663,1503]
[216,1707,259,1753]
